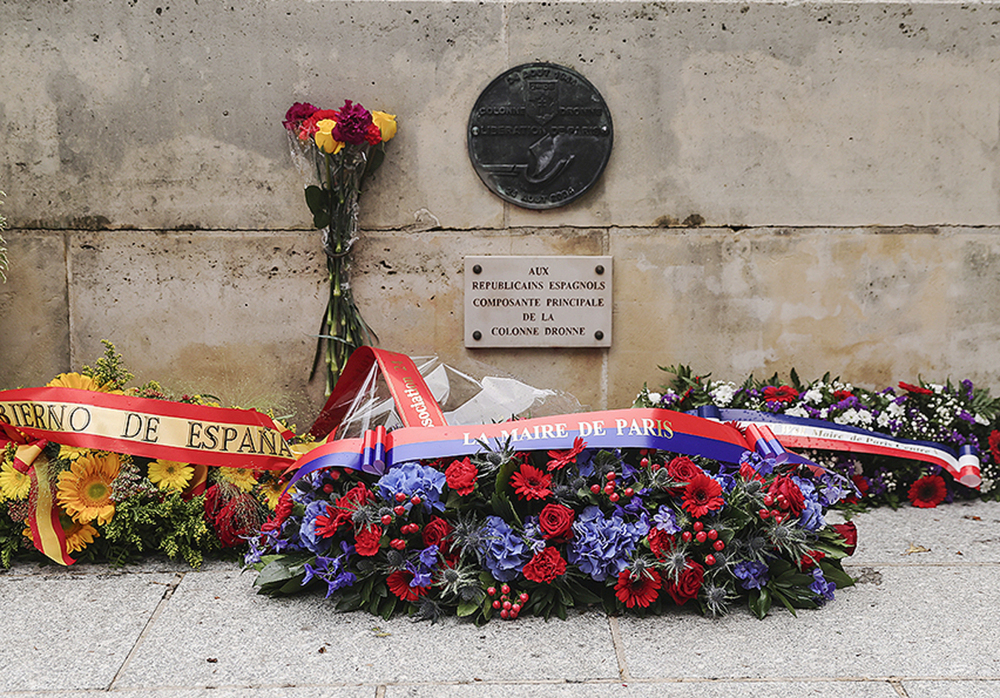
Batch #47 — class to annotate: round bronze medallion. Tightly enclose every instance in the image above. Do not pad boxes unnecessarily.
[467,62,614,210]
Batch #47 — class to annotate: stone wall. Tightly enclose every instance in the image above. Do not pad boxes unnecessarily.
[3,1,1000,422]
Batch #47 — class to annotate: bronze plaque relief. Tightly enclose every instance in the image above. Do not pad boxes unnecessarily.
[467,63,613,209]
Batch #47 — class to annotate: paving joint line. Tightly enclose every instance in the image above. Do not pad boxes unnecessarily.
[105,571,186,692]
[606,615,631,682]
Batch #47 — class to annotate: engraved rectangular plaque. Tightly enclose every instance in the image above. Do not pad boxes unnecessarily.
[464,256,612,348]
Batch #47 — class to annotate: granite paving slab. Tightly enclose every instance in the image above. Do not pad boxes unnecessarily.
[617,564,1000,680]
[835,499,1000,565]
[112,568,619,689]
[383,679,900,698]
[0,568,179,692]
[902,679,1000,698]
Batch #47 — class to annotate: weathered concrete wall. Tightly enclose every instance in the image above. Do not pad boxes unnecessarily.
[2,1,1000,421]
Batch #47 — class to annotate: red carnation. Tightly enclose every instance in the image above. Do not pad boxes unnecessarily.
[332,100,373,145]
[647,527,675,560]
[908,474,948,509]
[546,436,587,472]
[538,503,575,541]
[386,570,429,602]
[510,463,552,501]
[832,521,858,556]
[445,457,477,495]
[353,524,383,556]
[763,385,799,404]
[522,547,567,584]
[615,569,662,608]
[989,430,1000,466]
[768,475,805,517]
[682,473,724,518]
[665,560,704,605]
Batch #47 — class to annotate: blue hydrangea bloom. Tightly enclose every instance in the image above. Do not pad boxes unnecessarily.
[376,462,447,512]
[521,516,547,554]
[733,560,769,590]
[567,506,648,582]
[478,516,531,582]
[300,499,334,555]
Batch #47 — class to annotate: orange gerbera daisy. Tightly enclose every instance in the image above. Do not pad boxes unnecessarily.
[57,453,120,525]
[61,513,99,553]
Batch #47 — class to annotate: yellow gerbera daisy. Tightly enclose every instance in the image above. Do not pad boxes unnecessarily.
[0,461,31,500]
[217,466,257,492]
[147,460,193,491]
[258,478,287,510]
[46,372,117,392]
[61,514,98,553]
[56,453,120,525]
[57,444,90,462]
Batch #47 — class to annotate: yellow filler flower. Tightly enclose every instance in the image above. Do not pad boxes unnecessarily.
[147,460,194,491]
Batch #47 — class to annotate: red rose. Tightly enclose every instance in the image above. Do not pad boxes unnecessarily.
[421,516,453,552]
[445,457,477,495]
[832,521,858,556]
[667,456,703,485]
[538,503,575,541]
[522,547,567,584]
[665,560,704,605]
[768,476,805,517]
[353,525,382,556]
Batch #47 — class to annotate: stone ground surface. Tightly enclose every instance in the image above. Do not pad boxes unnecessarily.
[1,500,999,697]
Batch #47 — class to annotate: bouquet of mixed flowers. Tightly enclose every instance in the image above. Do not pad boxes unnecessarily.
[282,100,397,395]
[248,436,856,623]
[636,365,1000,509]
[0,343,293,568]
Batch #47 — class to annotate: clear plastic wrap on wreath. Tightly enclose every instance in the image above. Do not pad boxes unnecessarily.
[329,356,583,439]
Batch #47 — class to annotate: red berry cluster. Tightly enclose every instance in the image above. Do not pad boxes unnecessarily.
[588,471,636,503]
[386,491,423,550]
[679,520,725,566]
[487,583,529,620]
[757,494,790,523]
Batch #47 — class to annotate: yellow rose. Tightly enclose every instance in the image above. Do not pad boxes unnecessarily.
[371,111,397,141]
[314,119,345,154]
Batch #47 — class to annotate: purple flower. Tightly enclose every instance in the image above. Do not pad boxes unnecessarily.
[332,100,373,145]
[653,505,682,534]
[809,568,836,604]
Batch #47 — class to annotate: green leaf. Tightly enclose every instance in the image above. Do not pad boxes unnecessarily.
[819,560,856,589]
[748,588,772,619]
[304,185,330,229]
[456,600,480,617]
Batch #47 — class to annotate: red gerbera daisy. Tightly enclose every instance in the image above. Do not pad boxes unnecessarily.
[546,436,587,471]
[908,474,948,508]
[763,385,798,404]
[386,570,430,602]
[615,569,662,608]
[681,473,724,518]
[510,463,553,501]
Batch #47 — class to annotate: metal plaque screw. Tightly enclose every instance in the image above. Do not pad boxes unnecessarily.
[473,264,482,274]
[595,330,604,340]
[595,265,605,275]
[471,126,480,136]
[473,331,482,341]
